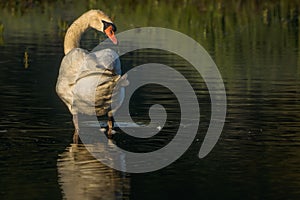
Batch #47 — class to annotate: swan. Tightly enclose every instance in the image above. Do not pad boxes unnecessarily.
[56,10,128,143]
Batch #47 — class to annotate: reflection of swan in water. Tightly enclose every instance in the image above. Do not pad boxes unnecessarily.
[57,144,130,200]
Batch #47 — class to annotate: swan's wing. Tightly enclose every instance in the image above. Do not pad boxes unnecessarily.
[56,48,124,116]
[73,73,122,116]
[73,54,118,116]
[56,48,88,114]
[74,72,128,116]
[90,48,121,75]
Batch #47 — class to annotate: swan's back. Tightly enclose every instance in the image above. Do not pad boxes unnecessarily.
[56,47,125,116]
[91,49,121,75]
[73,49,125,116]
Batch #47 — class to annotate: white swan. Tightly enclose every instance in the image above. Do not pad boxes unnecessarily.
[56,10,128,143]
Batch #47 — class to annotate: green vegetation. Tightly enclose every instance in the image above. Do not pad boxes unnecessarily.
[0,0,298,43]
[1,0,298,38]
[0,22,3,32]
[0,0,299,81]
[0,22,3,45]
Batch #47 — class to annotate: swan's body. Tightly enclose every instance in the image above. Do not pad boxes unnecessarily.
[56,10,126,142]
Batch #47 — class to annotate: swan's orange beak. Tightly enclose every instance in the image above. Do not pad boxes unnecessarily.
[104,25,118,45]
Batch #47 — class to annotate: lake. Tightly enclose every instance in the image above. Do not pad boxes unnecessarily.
[0,0,300,199]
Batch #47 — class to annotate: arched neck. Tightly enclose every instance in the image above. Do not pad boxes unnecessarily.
[63,16,89,55]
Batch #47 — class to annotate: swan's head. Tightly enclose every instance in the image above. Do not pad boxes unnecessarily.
[88,10,118,45]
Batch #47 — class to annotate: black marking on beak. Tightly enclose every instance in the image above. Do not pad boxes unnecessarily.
[102,20,117,32]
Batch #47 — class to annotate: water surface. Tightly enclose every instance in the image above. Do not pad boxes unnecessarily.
[0,1,300,199]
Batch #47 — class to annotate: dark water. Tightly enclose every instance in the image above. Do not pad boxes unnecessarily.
[1,1,300,199]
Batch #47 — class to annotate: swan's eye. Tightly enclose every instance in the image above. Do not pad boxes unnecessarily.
[111,24,117,32]
[102,20,117,32]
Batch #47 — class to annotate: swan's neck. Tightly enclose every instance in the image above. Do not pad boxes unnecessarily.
[64,16,89,55]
